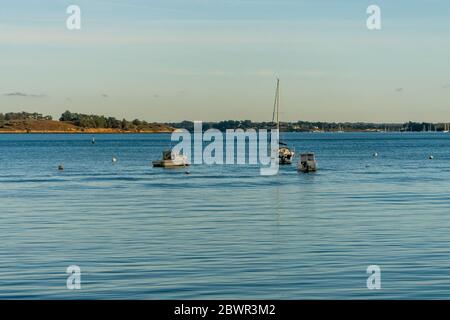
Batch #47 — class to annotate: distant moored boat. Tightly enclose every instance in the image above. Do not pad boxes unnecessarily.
[272,78,295,165]
[153,150,189,168]
[297,153,317,173]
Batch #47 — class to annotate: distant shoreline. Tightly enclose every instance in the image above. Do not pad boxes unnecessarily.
[0,130,442,134]
[0,111,175,134]
[1,111,447,133]
[0,131,172,134]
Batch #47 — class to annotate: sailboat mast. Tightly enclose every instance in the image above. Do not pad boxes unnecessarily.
[272,78,280,132]
[276,78,280,132]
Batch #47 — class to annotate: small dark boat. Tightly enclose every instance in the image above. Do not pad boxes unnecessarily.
[297,153,317,173]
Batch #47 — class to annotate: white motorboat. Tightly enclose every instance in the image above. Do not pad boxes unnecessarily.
[153,150,189,168]
[297,153,317,173]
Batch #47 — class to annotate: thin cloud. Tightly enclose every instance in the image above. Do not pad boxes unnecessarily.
[4,92,46,98]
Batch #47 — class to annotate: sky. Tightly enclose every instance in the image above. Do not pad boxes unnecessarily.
[0,0,449,123]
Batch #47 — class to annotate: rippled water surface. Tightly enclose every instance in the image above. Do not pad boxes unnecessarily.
[1,132,450,299]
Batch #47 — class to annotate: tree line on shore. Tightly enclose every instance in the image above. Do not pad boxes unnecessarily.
[58,111,160,131]
[0,111,164,131]
[0,112,52,122]
[168,120,450,132]
[1,111,448,132]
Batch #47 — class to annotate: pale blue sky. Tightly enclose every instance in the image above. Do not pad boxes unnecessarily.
[0,0,449,122]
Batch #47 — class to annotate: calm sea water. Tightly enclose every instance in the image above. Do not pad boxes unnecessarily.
[1,132,450,299]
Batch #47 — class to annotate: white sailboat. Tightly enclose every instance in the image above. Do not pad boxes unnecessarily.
[444,123,449,133]
[272,78,295,165]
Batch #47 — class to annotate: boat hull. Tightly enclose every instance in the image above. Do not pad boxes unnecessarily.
[152,160,189,168]
[297,161,317,173]
[279,157,293,165]
[279,147,295,165]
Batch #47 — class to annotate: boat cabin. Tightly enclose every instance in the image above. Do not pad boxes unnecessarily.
[298,153,317,173]
[163,150,173,160]
[153,150,189,168]
[300,153,315,162]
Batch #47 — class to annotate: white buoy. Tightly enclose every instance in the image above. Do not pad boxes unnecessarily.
[373,152,378,157]
[429,155,434,160]
[112,156,117,163]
